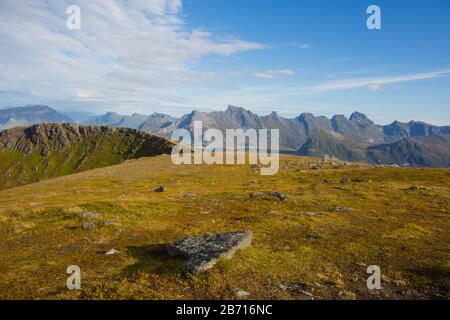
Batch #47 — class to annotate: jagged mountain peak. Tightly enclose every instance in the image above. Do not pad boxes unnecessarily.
[226,105,246,112]
[349,111,373,124]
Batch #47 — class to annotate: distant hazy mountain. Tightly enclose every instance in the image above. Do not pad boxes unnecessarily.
[83,112,177,131]
[0,105,73,130]
[139,113,177,132]
[61,110,96,123]
[0,123,174,190]
[383,121,450,143]
[367,135,450,167]
[83,111,124,127]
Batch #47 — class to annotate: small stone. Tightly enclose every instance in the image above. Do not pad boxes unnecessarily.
[250,191,288,201]
[267,192,289,201]
[301,211,327,217]
[105,249,120,255]
[266,210,278,215]
[82,222,100,230]
[235,288,250,297]
[78,211,100,219]
[330,206,354,212]
[183,193,195,198]
[154,186,166,193]
[354,262,367,267]
[299,290,314,299]
[278,284,289,291]
[82,221,116,230]
[340,178,351,183]
[305,234,321,241]
[250,192,265,198]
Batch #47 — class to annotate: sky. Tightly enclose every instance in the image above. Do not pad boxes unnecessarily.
[0,0,449,124]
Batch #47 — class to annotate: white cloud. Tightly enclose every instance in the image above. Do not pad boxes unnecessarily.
[309,69,450,92]
[0,0,266,112]
[254,69,295,79]
[298,43,312,49]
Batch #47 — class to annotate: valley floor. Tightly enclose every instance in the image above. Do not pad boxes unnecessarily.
[0,155,448,300]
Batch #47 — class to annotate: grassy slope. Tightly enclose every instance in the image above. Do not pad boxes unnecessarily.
[0,129,174,190]
[0,154,448,300]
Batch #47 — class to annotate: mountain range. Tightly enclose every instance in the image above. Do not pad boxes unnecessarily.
[1,105,449,167]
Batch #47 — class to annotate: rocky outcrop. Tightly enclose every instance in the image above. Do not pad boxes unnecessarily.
[0,123,175,190]
[166,230,253,274]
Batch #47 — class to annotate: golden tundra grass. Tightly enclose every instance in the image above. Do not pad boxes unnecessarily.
[0,154,448,300]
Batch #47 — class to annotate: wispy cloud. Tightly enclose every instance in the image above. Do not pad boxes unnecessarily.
[0,0,266,112]
[286,42,312,49]
[298,43,312,49]
[254,69,295,79]
[308,69,450,92]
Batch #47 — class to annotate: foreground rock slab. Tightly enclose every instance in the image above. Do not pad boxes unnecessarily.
[166,230,253,274]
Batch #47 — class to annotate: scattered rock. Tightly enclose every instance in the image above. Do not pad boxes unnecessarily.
[299,290,314,299]
[266,210,278,216]
[267,192,289,201]
[183,193,195,198]
[354,262,367,267]
[250,192,265,198]
[330,206,355,212]
[320,180,330,184]
[78,211,100,219]
[278,284,289,291]
[311,165,321,170]
[234,288,250,297]
[105,249,120,255]
[166,230,253,274]
[154,186,166,193]
[301,211,327,217]
[314,282,324,288]
[305,234,321,241]
[82,221,116,230]
[250,191,288,201]
[409,185,430,191]
[341,178,369,184]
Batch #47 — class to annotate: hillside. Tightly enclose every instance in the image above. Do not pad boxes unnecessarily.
[367,135,450,167]
[0,123,174,190]
[0,154,448,300]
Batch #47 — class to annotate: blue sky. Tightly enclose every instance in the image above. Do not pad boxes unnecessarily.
[1,0,449,124]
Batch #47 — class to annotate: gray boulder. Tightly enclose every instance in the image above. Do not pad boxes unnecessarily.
[166,230,253,274]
